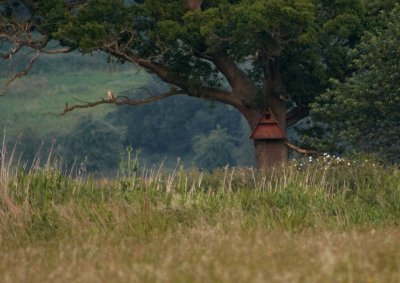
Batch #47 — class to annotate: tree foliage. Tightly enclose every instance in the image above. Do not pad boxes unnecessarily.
[47,0,365,108]
[192,128,238,170]
[311,7,400,162]
[58,116,124,172]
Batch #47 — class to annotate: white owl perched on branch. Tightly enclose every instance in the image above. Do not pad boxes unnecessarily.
[107,90,115,101]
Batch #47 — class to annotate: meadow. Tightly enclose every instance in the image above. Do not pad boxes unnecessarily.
[1,146,399,282]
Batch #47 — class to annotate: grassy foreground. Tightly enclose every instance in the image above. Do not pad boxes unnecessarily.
[1,153,400,282]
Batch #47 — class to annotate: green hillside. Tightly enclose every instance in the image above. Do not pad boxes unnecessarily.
[0,65,149,138]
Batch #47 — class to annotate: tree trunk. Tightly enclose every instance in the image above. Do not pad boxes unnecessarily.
[243,102,288,169]
[241,73,288,169]
[251,106,288,168]
[254,140,288,169]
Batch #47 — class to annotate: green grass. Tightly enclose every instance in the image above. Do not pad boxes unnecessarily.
[1,148,400,282]
[0,68,149,138]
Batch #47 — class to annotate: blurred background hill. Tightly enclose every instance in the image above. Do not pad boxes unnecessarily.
[0,51,255,174]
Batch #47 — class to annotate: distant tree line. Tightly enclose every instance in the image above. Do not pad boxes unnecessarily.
[10,94,254,173]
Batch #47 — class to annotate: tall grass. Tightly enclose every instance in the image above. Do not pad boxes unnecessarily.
[1,138,399,242]
[1,140,400,282]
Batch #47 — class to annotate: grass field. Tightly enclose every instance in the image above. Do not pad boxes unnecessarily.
[1,148,399,282]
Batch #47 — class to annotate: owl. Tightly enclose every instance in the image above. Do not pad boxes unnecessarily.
[107,90,115,101]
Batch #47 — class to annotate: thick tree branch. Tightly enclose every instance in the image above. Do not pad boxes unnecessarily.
[211,51,257,97]
[195,86,243,109]
[106,44,169,78]
[286,105,310,128]
[106,44,244,110]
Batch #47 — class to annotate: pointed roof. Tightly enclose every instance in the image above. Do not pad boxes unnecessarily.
[250,108,287,140]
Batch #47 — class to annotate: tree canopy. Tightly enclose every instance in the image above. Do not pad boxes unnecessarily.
[44,0,365,112]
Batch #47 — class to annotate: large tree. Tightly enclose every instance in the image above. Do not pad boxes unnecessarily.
[2,0,371,168]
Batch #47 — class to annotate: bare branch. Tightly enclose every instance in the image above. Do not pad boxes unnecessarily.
[0,32,23,59]
[41,47,71,54]
[48,89,186,116]
[1,50,40,96]
[285,141,321,156]
[0,44,22,59]
[0,25,72,94]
